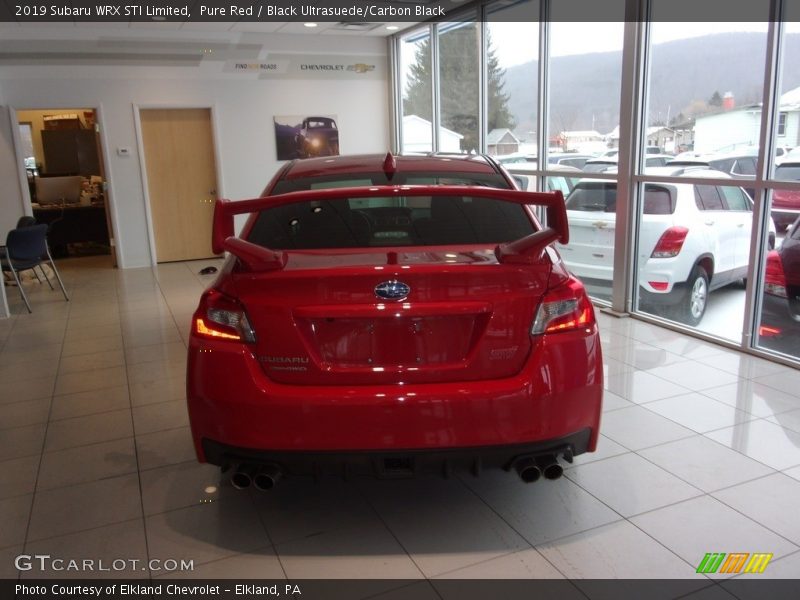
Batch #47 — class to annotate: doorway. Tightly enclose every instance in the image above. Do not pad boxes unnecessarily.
[15,108,117,266]
[139,108,220,263]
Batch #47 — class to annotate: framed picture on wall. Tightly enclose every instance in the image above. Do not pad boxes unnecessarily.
[274,115,340,161]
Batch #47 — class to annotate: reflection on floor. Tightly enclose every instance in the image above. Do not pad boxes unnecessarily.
[1,255,800,586]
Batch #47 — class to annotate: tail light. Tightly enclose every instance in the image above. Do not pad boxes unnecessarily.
[764,250,788,298]
[651,226,689,258]
[532,277,595,335]
[758,324,782,337]
[193,289,256,343]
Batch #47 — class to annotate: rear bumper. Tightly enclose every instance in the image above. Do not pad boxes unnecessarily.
[187,328,603,464]
[202,429,592,477]
[639,282,688,308]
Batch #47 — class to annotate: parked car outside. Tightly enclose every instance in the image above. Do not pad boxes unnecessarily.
[599,147,662,158]
[782,146,800,161]
[644,154,674,168]
[496,152,536,165]
[296,116,339,158]
[558,167,774,325]
[771,162,800,231]
[547,153,595,169]
[582,158,619,173]
[584,154,674,174]
[187,153,603,488]
[668,150,758,197]
[505,162,582,196]
[760,216,800,355]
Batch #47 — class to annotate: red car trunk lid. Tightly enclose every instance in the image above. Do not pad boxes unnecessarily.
[232,250,550,385]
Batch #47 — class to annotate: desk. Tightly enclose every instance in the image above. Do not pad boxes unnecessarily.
[33,204,110,256]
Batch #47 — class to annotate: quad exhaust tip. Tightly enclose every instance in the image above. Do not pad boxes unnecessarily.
[537,455,564,480]
[230,463,283,490]
[253,464,283,491]
[231,456,562,487]
[515,454,563,483]
[514,457,542,483]
[230,464,257,490]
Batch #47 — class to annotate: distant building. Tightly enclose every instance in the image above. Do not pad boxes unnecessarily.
[401,115,464,153]
[486,128,520,156]
[604,125,676,152]
[670,118,696,153]
[557,130,607,154]
[693,105,762,153]
[694,87,800,153]
[646,126,674,152]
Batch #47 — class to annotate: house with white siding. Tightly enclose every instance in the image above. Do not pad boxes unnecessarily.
[693,87,800,153]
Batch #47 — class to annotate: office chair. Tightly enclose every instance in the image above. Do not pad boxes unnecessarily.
[1,216,48,283]
[1,223,69,313]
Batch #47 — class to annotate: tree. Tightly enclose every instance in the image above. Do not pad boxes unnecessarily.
[403,25,515,153]
[708,91,723,107]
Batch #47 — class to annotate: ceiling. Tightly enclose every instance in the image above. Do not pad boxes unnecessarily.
[0,19,418,38]
[0,3,436,65]
[0,21,410,66]
[0,0,481,65]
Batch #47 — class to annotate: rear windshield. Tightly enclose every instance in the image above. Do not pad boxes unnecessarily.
[566,183,617,212]
[643,186,676,214]
[269,172,510,194]
[248,195,535,249]
[566,182,675,214]
[776,165,800,181]
[582,162,615,173]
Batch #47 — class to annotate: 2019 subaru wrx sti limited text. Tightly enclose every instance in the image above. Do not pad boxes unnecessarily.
[187,153,602,489]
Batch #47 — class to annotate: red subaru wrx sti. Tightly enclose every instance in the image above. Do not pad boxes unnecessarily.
[187,153,602,489]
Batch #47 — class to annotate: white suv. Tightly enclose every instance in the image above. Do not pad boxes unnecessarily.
[558,168,775,325]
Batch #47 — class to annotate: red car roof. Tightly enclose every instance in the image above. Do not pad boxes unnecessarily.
[282,153,500,180]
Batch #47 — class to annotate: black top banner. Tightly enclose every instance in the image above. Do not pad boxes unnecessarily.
[0,0,795,23]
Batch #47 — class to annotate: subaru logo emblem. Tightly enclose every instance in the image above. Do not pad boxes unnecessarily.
[375,280,410,301]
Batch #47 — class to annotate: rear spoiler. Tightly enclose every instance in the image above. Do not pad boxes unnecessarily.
[212,185,568,271]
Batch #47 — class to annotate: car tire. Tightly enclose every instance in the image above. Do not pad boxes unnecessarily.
[676,265,709,326]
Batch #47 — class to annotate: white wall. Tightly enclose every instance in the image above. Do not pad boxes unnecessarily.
[778,111,800,147]
[0,81,24,317]
[0,34,391,268]
[694,110,761,154]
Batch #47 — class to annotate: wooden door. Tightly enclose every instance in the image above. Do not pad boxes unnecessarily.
[140,108,219,262]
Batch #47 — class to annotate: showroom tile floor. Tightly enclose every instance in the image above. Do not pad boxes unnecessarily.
[2,256,800,592]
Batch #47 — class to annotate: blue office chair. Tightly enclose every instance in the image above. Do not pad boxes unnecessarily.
[1,223,69,313]
[0,216,48,283]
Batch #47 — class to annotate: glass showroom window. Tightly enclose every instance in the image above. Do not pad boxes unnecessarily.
[399,27,434,153]
[485,1,539,166]
[634,181,762,338]
[771,17,800,174]
[636,15,768,343]
[756,14,800,362]
[547,1,624,303]
[438,18,481,153]
[756,190,800,360]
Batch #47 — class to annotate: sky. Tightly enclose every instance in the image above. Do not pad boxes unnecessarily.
[487,22,783,68]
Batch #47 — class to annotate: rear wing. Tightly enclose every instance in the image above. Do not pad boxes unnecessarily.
[212,185,568,271]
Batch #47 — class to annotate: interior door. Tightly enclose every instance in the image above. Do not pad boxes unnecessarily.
[140,108,219,262]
